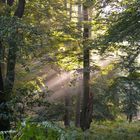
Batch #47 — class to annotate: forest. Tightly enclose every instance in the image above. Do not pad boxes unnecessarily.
[0,0,140,139]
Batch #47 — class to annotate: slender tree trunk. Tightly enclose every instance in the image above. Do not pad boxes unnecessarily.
[7,0,14,6]
[63,0,72,128]
[64,0,67,8]
[69,0,72,19]
[75,92,81,127]
[14,0,25,18]
[127,114,133,123]
[5,41,17,94]
[129,114,133,123]
[75,0,82,127]
[0,42,4,101]
[1,0,6,3]
[5,0,25,97]
[0,46,6,80]
[0,42,10,131]
[64,95,70,127]
[0,69,10,131]
[80,4,93,131]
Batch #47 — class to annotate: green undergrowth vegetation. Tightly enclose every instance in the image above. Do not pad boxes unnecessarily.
[0,120,140,140]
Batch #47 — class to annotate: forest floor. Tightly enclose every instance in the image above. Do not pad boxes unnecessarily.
[88,121,140,140]
[1,120,139,140]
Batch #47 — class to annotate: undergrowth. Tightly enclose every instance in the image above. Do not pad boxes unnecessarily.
[0,120,140,140]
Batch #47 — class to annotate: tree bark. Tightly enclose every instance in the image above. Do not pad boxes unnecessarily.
[69,0,72,19]
[1,0,6,3]
[0,42,10,131]
[0,67,10,131]
[75,1,82,128]
[64,95,70,127]
[0,0,26,132]
[75,92,81,127]
[7,0,14,6]
[5,41,17,94]
[0,41,5,101]
[80,4,93,131]
[5,0,25,93]
[64,0,67,10]
[129,114,133,123]
[14,0,25,18]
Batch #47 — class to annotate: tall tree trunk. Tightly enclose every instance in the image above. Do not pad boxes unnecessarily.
[1,0,6,3]
[69,0,72,19]
[7,0,14,6]
[64,95,70,127]
[0,68,10,131]
[63,0,72,128]
[128,114,133,123]
[5,41,17,94]
[64,0,67,10]
[75,91,81,127]
[5,0,25,95]
[75,0,82,127]
[0,0,26,132]
[14,0,25,18]
[5,0,25,93]
[80,4,93,131]
[0,42,10,131]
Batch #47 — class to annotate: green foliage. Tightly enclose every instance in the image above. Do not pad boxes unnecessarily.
[106,1,140,43]
[15,124,46,140]
[100,0,140,71]
[0,0,140,135]
[110,74,140,120]
[11,80,48,123]
[11,79,67,123]
[95,0,140,122]
[0,121,140,140]
[91,63,119,120]
[89,121,140,140]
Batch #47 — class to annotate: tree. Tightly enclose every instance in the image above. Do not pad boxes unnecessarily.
[101,0,140,61]
[91,64,119,121]
[80,1,93,130]
[100,0,140,122]
[111,73,140,122]
[0,0,25,131]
